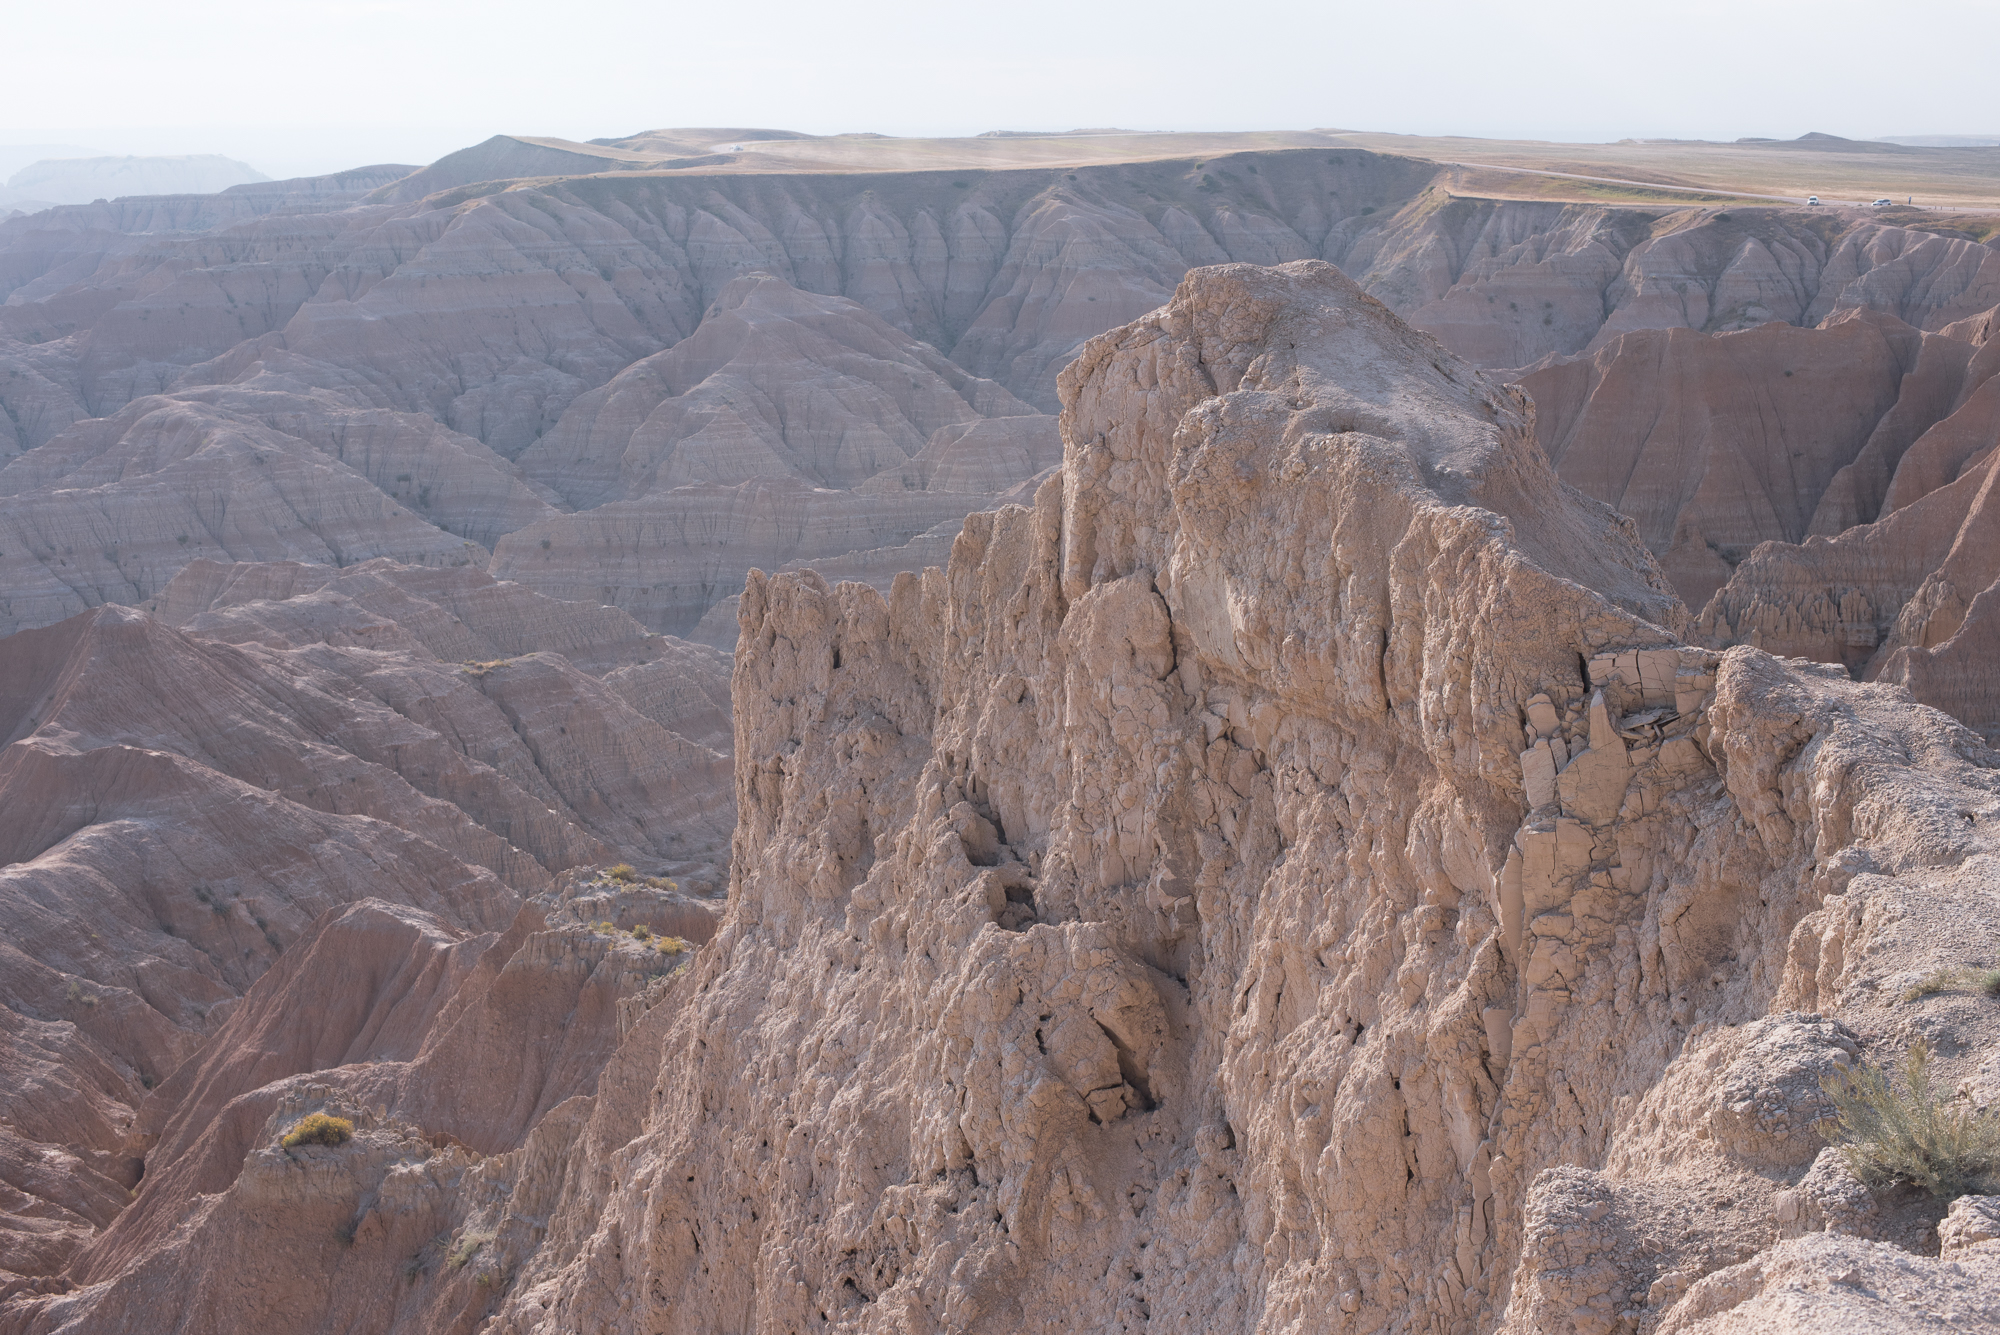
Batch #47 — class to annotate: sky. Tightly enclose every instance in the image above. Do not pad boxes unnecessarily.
[3,0,1997,180]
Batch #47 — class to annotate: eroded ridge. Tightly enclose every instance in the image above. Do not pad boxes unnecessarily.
[456,261,2000,1334]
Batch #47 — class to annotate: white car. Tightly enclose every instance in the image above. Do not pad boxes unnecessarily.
[1872,198,1894,207]
[1807,195,1820,205]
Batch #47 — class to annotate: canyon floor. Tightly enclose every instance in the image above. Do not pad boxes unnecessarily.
[1,129,1999,1333]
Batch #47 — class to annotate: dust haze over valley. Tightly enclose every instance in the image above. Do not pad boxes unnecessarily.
[9,3,2000,1332]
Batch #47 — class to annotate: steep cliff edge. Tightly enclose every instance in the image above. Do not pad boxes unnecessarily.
[477,262,2000,1333]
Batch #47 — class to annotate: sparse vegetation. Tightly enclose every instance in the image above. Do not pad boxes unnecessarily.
[631,924,651,940]
[1903,966,2000,1003]
[607,863,636,882]
[282,1112,355,1149]
[653,936,691,955]
[1818,1038,2000,1199]
[448,1232,492,1268]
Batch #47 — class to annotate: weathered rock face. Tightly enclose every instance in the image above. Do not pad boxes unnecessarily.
[448,262,2000,1334]
[0,559,733,1290]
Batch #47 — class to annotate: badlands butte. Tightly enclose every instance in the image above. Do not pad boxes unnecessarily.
[1,126,2000,1333]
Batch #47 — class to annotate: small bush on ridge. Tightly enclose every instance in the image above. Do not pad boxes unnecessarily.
[1819,1038,2000,1199]
[282,1112,355,1149]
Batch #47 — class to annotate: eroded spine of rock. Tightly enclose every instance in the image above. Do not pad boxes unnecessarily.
[470,262,2000,1335]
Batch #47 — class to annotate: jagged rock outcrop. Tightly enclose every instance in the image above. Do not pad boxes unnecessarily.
[427,262,2000,1334]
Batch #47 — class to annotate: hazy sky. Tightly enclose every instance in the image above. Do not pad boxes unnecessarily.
[4,0,1996,180]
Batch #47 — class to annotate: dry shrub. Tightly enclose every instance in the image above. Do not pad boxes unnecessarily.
[1819,1038,2000,1199]
[607,863,636,883]
[1904,966,2000,1003]
[282,1112,355,1149]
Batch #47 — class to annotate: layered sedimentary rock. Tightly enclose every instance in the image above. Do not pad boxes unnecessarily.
[518,273,1040,506]
[5,146,1994,441]
[1687,303,2000,734]
[1355,197,2000,371]
[1520,306,2000,607]
[0,382,565,638]
[3,137,1997,653]
[486,274,1059,633]
[0,559,732,1288]
[415,263,1995,1334]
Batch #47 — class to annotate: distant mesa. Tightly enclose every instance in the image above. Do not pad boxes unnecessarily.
[978,127,1153,137]
[0,154,269,207]
[1881,133,2000,147]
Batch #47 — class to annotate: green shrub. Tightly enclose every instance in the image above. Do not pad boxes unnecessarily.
[1819,1038,2000,1198]
[607,864,636,883]
[282,1112,355,1149]
[654,936,690,955]
[630,924,651,940]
